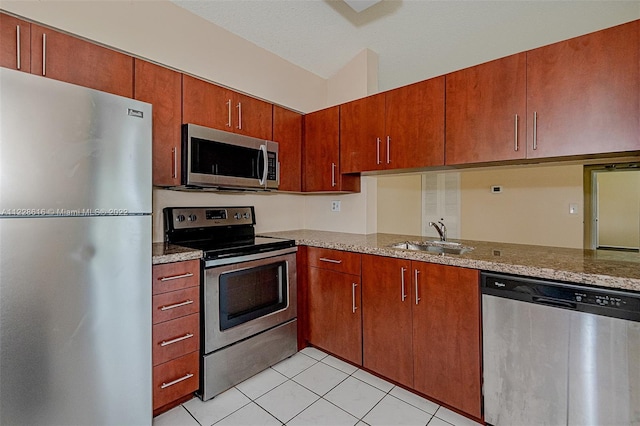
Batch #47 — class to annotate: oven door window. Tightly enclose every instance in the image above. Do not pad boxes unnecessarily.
[218,261,287,330]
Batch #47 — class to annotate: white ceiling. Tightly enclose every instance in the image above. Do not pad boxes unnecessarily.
[171,0,640,93]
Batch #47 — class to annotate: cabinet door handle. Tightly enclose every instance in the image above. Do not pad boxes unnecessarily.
[514,114,519,152]
[331,162,336,187]
[42,33,47,76]
[386,136,391,164]
[160,300,194,311]
[16,25,21,70]
[376,137,381,165]
[159,272,194,282]
[171,147,177,179]
[226,99,232,128]
[160,333,194,347]
[161,373,194,389]
[237,102,242,130]
[533,111,538,150]
[414,269,421,305]
[319,257,342,264]
[352,282,358,313]
[401,267,407,301]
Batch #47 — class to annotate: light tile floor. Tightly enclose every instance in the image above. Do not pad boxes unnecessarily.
[153,347,484,426]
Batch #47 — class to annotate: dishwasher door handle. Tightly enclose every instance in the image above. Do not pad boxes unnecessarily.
[532,296,577,310]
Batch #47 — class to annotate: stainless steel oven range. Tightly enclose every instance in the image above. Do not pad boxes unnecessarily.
[164,206,297,401]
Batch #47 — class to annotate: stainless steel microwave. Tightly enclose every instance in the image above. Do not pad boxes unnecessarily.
[182,123,279,190]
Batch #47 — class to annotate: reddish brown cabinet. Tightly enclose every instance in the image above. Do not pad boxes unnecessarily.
[361,254,481,420]
[340,77,445,173]
[303,106,360,192]
[134,60,182,187]
[0,13,31,72]
[412,262,481,420]
[362,255,413,387]
[445,53,527,165]
[152,260,201,415]
[526,20,639,158]
[306,247,362,365]
[273,105,303,192]
[183,74,272,140]
[30,24,133,98]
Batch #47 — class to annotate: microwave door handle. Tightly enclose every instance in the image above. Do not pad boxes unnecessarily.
[258,144,268,187]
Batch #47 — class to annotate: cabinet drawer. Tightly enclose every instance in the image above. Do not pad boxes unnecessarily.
[153,286,199,324]
[307,247,361,275]
[153,313,200,366]
[152,260,200,294]
[153,351,199,410]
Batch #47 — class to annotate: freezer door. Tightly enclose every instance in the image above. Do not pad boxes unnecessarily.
[0,216,152,425]
[0,68,151,214]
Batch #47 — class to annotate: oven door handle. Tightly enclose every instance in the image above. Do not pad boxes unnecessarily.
[204,246,297,268]
[258,144,268,187]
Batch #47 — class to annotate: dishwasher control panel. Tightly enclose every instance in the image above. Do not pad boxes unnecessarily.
[481,272,640,322]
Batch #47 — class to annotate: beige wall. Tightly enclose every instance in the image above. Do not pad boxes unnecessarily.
[459,165,584,248]
[377,174,422,235]
[597,171,640,249]
[327,48,379,106]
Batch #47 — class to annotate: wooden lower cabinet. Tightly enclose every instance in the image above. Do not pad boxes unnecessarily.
[152,260,201,415]
[412,262,482,419]
[361,254,482,420]
[362,255,413,387]
[306,248,362,365]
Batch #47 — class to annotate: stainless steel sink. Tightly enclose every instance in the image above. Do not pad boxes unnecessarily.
[389,240,473,255]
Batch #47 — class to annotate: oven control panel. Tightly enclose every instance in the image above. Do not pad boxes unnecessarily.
[166,207,255,229]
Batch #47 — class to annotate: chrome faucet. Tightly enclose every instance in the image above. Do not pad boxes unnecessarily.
[429,220,447,241]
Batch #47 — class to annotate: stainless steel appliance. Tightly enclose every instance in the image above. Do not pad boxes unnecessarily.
[482,272,640,426]
[0,68,152,425]
[182,124,279,190]
[164,206,297,400]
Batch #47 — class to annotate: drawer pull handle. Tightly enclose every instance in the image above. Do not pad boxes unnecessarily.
[319,257,342,264]
[160,333,194,347]
[159,272,194,282]
[16,25,21,70]
[161,373,194,389]
[160,300,194,311]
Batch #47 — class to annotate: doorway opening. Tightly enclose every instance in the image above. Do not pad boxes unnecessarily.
[584,163,640,252]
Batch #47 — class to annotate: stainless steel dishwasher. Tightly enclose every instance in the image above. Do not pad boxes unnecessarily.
[481,272,640,426]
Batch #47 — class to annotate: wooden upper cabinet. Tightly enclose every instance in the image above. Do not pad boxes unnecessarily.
[340,94,385,173]
[134,60,182,187]
[340,77,445,173]
[0,13,31,73]
[30,24,133,98]
[385,77,445,169]
[273,106,303,192]
[303,106,360,192]
[182,74,272,140]
[445,53,527,165]
[233,92,273,140]
[183,75,233,130]
[527,20,640,158]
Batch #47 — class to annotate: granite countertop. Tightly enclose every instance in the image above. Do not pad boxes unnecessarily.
[152,242,202,265]
[260,230,640,292]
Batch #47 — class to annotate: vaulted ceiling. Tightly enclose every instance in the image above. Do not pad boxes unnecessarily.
[171,1,639,92]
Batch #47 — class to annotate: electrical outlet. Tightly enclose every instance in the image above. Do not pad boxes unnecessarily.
[569,203,578,215]
[331,200,341,212]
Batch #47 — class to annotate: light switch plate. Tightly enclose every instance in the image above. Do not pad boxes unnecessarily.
[569,203,578,214]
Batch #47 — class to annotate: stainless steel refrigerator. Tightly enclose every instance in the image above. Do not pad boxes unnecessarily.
[0,68,152,425]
